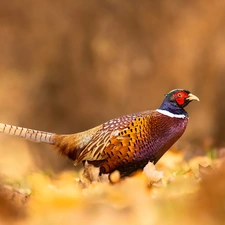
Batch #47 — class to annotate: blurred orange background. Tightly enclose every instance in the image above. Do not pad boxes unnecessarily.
[0,0,224,178]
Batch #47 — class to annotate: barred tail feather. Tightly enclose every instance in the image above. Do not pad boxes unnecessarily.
[0,123,55,144]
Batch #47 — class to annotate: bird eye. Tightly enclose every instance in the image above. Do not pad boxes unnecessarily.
[177,93,182,97]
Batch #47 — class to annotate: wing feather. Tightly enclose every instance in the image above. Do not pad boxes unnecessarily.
[75,110,153,166]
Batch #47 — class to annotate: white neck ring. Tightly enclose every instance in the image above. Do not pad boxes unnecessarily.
[156,109,187,119]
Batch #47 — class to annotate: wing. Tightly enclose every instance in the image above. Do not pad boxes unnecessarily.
[75,110,153,168]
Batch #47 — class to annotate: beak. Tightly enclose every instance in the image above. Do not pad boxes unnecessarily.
[187,93,200,102]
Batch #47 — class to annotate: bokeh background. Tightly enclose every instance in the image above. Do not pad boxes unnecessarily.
[0,0,225,178]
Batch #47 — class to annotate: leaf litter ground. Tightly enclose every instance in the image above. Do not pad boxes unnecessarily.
[0,147,225,225]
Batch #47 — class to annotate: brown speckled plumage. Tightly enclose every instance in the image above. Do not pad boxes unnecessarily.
[0,89,199,178]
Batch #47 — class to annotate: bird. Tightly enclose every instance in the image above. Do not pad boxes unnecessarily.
[0,89,199,178]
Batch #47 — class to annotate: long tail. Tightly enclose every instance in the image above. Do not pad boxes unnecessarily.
[0,123,55,144]
[0,122,104,164]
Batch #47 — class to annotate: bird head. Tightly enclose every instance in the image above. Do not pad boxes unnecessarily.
[159,89,199,115]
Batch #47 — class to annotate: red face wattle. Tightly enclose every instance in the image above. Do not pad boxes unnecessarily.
[173,91,189,106]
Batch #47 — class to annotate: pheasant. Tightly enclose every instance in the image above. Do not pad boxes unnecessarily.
[0,89,199,178]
